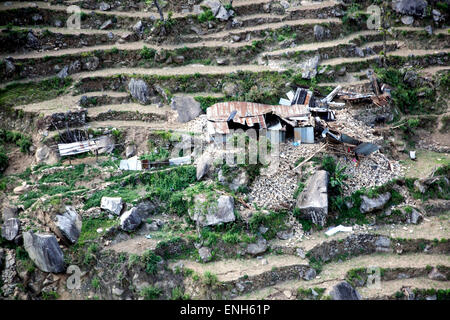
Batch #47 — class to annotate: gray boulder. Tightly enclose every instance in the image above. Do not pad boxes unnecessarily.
[129,79,152,105]
[301,55,320,79]
[100,19,113,30]
[246,238,267,256]
[196,153,212,181]
[125,144,136,158]
[189,195,235,227]
[55,206,82,244]
[303,268,317,281]
[23,232,65,273]
[1,218,20,241]
[218,169,249,191]
[133,20,144,34]
[57,66,69,79]
[96,135,115,154]
[170,96,202,123]
[99,2,111,11]
[392,0,428,17]
[135,201,156,219]
[5,58,15,75]
[198,247,212,262]
[401,15,414,25]
[222,82,239,97]
[83,56,100,71]
[330,281,362,300]
[26,31,40,49]
[120,207,143,232]
[313,25,330,41]
[360,192,391,213]
[408,208,423,224]
[100,197,123,215]
[296,170,329,227]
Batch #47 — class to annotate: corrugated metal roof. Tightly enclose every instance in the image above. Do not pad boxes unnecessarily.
[206,101,311,134]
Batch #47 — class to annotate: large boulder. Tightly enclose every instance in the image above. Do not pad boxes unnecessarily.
[55,206,82,244]
[196,153,213,181]
[135,201,156,220]
[100,197,123,215]
[189,195,235,227]
[301,55,320,79]
[330,281,362,300]
[35,144,60,165]
[128,78,152,105]
[360,192,391,213]
[222,82,239,97]
[26,31,40,49]
[1,218,20,241]
[218,168,249,191]
[2,206,18,222]
[392,0,428,17]
[246,238,268,256]
[170,96,202,123]
[120,207,143,232]
[296,170,329,227]
[23,232,65,273]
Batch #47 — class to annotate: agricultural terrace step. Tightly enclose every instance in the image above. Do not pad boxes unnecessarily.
[234,253,450,300]
[0,25,131,36]
[13,91,129,115]
[86,103,170,117]
[320,48,450,67]
[0,38,257,60]
[170,254,308,283]
[264,30,379,57]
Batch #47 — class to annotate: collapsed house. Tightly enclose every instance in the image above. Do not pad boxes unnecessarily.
[206,86,381,158]
[207,88,315,144]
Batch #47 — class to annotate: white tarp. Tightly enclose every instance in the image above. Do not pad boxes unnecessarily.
[325,225,353,237]
[119,156,142,171]
[58,139,99,157]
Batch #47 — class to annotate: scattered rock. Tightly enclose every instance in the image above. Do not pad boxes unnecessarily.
[403,70,418,87]
[13,183,31,195]
[425,25,433,35]
[246,238,267,256]
[303,268,317,281]
[173,55,185,64]
[428,267,446,281]
[198,247,212,262]
[100,197,123,215]
[99,2,111,11]
[57,66,69,79]
[216,57,230,66]
[26,31,40,49]
[4,58,15,75]
[133,20,144,35]
[112,286,124,296]
[360,192,391,213]
[120,207,143,232]
[83,56,100,71]
[55,206,82,245]
[189,195,235,226]
[100,19,113,30]
[401,15,414,25]
[1,218,20,241]
[128,78,152,105]
[330,281,362,300]
[296,170,329,227]
[170,96,202,123]
[23,232,65,273]
[222,82,239,97]
[408,208,423,224]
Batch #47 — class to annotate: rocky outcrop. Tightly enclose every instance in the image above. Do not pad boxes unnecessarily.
[100,197,123,215]
[330,281,362,300]
[55,206,82,245]
[360,192,391,213]
[170,96,202,123]
[301,55,320,79]
[23,232,65,273]
[120,207,143,232]
[128,79,152,105]
[296,170,329,226]
[189,195,235,227]
[392,0,428,17]
[314,25,330,41]
[1,218,20,241]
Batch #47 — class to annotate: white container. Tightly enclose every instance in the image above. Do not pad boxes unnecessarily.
[409,151,416,160]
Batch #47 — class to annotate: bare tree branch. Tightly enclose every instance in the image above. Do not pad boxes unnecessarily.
[153,0,164,22]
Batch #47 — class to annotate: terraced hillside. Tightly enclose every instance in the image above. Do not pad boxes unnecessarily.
[0,0,449,302]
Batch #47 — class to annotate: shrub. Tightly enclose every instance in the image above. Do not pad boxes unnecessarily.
[140,286,162,300]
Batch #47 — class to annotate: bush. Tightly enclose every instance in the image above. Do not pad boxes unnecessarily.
[141,250,162,275]
[198,9,216,23]
[140,286,162,300]
[0,146,8,173]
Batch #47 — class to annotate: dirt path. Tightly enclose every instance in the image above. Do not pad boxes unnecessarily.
[236,253,450,299]
[170,254,308,282]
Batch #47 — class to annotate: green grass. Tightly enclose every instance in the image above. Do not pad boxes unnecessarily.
[140,286,162,300]
[0,77,72,109]
[249,210,288,240]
